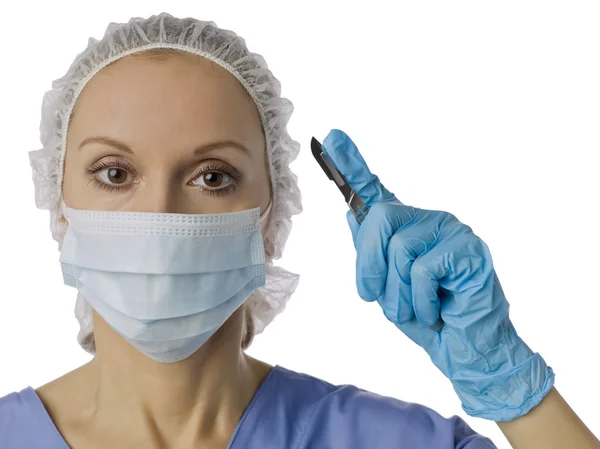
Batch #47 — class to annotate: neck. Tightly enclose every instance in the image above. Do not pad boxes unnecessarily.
[81,309,272,446]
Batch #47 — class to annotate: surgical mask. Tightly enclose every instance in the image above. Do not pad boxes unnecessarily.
[59,203,270,363]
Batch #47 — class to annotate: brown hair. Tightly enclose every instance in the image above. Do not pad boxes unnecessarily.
[130,47,186,61]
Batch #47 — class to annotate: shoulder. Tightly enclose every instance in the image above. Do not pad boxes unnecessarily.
[0,371,86,449]
[272,367,496,448]
[0,386,66,449]
[0,387,37,428]
[321,386,494,447]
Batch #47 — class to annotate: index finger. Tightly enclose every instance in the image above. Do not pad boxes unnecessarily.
[322,129,396,207]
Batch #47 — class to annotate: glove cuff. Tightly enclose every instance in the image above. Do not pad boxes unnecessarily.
[453,352,555,421]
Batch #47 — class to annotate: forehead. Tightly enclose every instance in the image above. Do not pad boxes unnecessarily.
[68,51,264,153]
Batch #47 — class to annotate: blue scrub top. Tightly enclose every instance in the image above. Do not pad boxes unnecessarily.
[0,365,496,448]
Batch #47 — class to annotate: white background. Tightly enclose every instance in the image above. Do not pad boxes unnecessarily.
[1,1,599,447]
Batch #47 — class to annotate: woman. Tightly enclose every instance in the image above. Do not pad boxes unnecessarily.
[0,12,597,449]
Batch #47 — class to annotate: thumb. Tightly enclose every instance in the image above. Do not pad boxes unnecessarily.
[322,129,396,206]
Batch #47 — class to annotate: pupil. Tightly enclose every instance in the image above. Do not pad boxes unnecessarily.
[108,168,126,184]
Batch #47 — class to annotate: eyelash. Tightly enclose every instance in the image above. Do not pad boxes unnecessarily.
[85,158,242,196]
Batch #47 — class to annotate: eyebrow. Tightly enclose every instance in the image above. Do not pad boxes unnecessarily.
[78,136,251,156]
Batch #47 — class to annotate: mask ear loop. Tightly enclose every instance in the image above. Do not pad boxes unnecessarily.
[58,199,69,228]
[259,201,272,224]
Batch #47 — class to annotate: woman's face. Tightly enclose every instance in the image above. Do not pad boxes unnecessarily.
[62,51,271,216]
[61,51,271,353]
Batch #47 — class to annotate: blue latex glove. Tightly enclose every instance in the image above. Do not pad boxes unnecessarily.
[321,129,554,422]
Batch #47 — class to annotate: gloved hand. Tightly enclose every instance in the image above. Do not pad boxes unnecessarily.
[321,129,554,422]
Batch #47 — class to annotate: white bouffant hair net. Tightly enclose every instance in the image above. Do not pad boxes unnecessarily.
[28,12,302,353]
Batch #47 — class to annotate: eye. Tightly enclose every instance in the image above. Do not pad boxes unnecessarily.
[85,158,136,192]
[98,167,131,185]
[189,162,242,194]
[193,171,232,189]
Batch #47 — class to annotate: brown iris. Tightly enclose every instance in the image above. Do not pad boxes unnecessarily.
[107,168,128,184]
[202,172,224,187]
